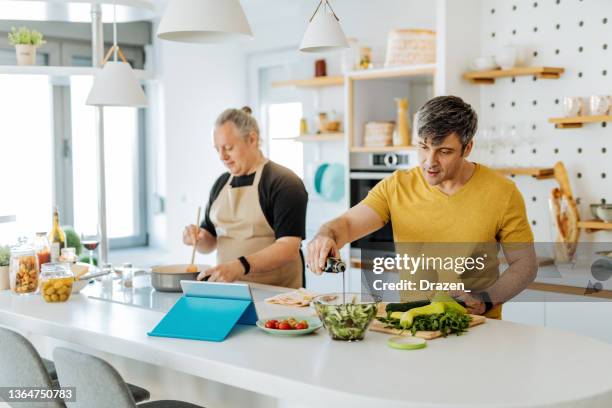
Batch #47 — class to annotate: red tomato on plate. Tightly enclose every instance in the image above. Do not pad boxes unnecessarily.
[278,322,291,330]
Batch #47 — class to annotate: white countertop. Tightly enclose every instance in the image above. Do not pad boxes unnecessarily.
[1,281,612,408]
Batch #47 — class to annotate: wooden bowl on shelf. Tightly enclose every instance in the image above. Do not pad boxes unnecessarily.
[319,121,341,132]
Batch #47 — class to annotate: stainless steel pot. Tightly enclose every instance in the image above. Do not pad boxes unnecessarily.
[150,264,205,292]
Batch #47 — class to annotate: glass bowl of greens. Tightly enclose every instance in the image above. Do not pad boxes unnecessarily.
[313,292,381,341]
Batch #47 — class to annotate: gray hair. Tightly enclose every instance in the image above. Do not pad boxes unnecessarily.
[416,95,478,152]
[214,106,260,141]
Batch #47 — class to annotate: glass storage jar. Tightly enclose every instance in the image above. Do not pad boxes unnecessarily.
[33,232,51,272]
[9,238,40,295]
[39,262,74,303]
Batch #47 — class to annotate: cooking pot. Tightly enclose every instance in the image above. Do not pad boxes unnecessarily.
[150,264,208,292]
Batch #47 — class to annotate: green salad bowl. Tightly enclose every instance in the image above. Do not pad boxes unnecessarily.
[313,292,381,342]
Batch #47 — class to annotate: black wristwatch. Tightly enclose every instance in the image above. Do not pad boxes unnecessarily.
[238,256,251,275]
[479,291,494,314]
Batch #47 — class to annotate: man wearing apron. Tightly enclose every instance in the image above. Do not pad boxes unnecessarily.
[183,107,307,288]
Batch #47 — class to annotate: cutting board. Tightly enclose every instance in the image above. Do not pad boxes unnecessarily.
[370,303,486,340]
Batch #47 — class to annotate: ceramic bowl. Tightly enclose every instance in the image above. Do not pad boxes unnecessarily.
[596,205,612,222]
[472,56,498,71]
[495,46,517,70]
[591,204,602,219]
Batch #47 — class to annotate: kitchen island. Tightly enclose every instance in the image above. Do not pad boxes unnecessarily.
[1,276,612,408]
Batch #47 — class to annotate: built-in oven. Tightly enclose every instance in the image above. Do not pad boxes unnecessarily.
[349,151,417,251]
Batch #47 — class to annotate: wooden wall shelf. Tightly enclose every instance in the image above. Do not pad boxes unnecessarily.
[578,220,612,231]
[350,145,417,153]
[348,64,436,81]
[272,76,344,88]
[294,133,344,142]
[494,167,555,180]
[463,66,564,84]
[548,115,612,129]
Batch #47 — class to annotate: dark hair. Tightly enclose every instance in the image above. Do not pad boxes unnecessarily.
[416,96,478,152]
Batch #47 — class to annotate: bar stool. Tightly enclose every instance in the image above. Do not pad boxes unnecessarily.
[0,327,150,405]
[53,347,204,408]
[0,327,65,408]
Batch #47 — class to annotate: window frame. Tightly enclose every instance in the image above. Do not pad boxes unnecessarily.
[0,34,148,249]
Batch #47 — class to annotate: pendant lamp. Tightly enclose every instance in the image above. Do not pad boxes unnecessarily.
[157,0,253,43]
[300,0,348,53]
[86,1,147,107]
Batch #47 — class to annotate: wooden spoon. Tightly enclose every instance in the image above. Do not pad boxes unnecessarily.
[186,206,201,273]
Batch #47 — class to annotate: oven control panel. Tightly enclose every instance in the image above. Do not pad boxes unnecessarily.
[350,151,417,171]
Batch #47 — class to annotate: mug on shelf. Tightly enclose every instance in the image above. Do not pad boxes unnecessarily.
[563,96,584,117]
[472,56,498,71]
[589,95,611,116]
[495,45,518,70]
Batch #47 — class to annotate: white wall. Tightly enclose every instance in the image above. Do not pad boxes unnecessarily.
[150,24,247,263]
[151,0,438,263]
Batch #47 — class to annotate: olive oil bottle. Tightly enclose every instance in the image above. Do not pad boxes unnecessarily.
[49,207,66,262]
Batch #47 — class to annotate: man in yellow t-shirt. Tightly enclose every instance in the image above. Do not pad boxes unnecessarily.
[306,95,537,318]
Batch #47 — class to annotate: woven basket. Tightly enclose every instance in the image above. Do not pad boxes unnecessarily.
[364,122,395,147]
[384,29,436,67]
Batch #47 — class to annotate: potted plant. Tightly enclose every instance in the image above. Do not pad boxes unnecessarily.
[8,26,46,66]
[0,245,10,290]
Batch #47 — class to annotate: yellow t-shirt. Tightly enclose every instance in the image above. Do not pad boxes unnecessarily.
[361,163,533,243]
[360,163,534,319]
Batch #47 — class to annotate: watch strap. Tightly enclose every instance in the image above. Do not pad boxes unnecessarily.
[238,256,251,275]
[480,291,494,314]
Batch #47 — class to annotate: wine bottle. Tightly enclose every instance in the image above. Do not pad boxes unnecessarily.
[49,207,66,262]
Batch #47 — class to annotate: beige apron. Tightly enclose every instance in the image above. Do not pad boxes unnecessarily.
[209,160,303,288]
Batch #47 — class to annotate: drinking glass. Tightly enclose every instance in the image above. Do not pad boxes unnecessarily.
[80,229,100,272]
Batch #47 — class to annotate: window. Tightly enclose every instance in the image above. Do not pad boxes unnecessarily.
[266,102,303,178]
[0,30,148,249]
[70,76,145,243]
[0,75,54,243]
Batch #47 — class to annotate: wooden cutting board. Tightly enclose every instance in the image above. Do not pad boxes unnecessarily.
[370,303,486,340]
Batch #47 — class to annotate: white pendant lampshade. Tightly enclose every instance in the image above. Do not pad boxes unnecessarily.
[157,0,253,43]
[86,61,147,107]
[300,0,348,53]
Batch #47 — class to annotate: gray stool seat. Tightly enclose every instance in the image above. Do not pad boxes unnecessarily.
[139,401,204,408]
[44,358,150,403]
[53,347,204,408]
[0,327,65,408]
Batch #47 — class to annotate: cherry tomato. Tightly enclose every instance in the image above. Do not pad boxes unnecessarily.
[278,322,291,330]
[295,323,306,330]
[299,320,309,328]
[273,321,280,329]
[265,320,277,329]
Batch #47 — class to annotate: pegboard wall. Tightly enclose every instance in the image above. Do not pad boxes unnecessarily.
[473,0,611,242]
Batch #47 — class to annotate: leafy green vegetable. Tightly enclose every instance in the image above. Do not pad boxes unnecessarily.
[377,310,472,337]
[410,311,471,336]
[315,302,378,341]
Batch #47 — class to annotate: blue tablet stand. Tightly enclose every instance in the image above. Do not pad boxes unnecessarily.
[148,286,258,342]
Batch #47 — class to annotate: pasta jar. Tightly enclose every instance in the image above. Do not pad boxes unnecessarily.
[9,238,40,295]
[39,262,74,303]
